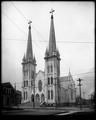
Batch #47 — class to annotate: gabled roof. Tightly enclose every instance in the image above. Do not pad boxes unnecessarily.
[1,82,14,89]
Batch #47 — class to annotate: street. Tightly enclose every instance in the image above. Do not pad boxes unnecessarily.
[2,107,94,116]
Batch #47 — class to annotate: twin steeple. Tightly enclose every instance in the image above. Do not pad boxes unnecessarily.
[22,21,36,64]
[23,9,60,64]
[45,9,60,60]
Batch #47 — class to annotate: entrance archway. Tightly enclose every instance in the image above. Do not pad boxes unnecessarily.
[35,94,40,107]
[31,94,34,102]
[41,93,45,103]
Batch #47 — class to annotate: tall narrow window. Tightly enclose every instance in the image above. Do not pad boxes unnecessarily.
[71,90,73,100]
[51,90,53,99]
[48,90,50,99]
[26,91,27,100]
[51,65,53,73]
[24,91,25,100]
[24,81,25,87]
[51,77,53,84]
[48,77,50,85]
[27,81,28,87]
[47,66,49,73]
[31,81,33,86]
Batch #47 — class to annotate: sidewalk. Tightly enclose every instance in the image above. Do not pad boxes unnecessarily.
[18,105,93,112]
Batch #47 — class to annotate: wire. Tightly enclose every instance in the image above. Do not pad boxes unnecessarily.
[3,2,94,45]
[14,71,94,86]
[11,2,28,22]
[3,38,94,44]
[3,11,27,36]
[32,25,46,42]
[6,2,47,44]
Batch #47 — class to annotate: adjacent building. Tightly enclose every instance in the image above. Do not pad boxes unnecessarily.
[1,82,21,107]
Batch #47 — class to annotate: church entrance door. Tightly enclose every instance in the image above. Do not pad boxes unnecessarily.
[35,94,40,107]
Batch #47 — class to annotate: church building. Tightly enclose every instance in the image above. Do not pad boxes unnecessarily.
[21,10,76,107]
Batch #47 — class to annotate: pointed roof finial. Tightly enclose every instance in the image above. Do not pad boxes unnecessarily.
[50,8,55,15]
[28,20,32,29]
[69,67,70,73]
[23,54,26,61]
[50,8,55,19]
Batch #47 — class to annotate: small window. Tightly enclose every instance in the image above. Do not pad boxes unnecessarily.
[26,91,27,100]
[24,81,25,87]
[51,77,53,84]
[26,81,28,87]
[71,90,73,100]
[38,80,42,92]
[31,81,33,86]
[51,90,53,99]
[48,77,50,85]
[48,90,50,99]
[24,92,25,100]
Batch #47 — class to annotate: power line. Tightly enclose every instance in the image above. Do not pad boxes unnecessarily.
[3,2,94,45]
[3,11,27,36]
[72,71,94,76]
[32,25,46,42]
[10,2,46,43]
[3,38,94,44]
[14,71,94,85]
[11,2,28,22]
[11,1,47,43]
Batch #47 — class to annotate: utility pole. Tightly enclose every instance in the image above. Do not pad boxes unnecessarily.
[77,78,83,110]
[33,79,35,108]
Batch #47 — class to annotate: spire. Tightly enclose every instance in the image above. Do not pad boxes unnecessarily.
[33,55,36,64]
[56,48,60,57]
[26,21,33,62]
[48,9,56,56]
[22,54,26,62]
[68,68,72,80]
[45,48,49,57]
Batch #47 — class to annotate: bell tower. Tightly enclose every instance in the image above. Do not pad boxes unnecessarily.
[22,21,36,103]
[44,9,61,105]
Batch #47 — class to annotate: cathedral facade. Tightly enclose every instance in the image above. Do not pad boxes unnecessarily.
[21,11,76,106]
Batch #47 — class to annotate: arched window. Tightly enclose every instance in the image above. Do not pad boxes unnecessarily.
[24,91,25,100]
[48,77,50,85]
[24,81,25,87]
[26,81,28,87]
[48,90,50,99]
[36,94,40,103]
[31,80,33,86]
[51,77,53,84]
[38,80,42,92]
[31,94,34,102]
[26,91,27,100]
[51,90,53,99]
[71,90,73,100]
[41,93,45,102]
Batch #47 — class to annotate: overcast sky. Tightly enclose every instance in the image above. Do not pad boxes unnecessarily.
[2,1,94,98]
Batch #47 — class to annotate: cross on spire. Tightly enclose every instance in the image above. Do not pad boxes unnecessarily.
[28,20,32,26]
[50,8,55,15]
